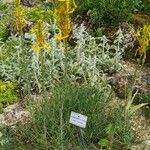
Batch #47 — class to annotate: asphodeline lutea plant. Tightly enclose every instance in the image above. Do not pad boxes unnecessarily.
[31,20,50,55]
[135,25,150,62]
[55,0,77,41]
[14,0,27,33]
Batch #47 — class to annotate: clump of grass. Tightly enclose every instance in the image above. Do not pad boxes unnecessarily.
[1,81,134,150]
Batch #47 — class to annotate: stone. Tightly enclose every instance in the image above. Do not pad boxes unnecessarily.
[2,0,13,3]
[0,103,30,127]
[110,61,150,99]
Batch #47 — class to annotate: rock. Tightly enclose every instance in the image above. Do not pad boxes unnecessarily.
[2,0,39,6]
[21,0,39,6]
[141,74,150,94]
[0,114,5,126]
[110,61,150,99]
[110,73,134,98]
[2,0,13,3]
[131,141,150,150]
[0,103,30,127]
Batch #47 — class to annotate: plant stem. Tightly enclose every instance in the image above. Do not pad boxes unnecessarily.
[60,102,64,150]
[64,39,68,79]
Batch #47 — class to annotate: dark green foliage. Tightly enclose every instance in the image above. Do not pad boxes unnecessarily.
[0,3,11,41]
[137,0,150,13]
[76,0,140,25]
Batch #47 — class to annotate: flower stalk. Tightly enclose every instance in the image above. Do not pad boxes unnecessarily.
[31,20,50,56]
[14,0,27,33]
[55,0,77,41]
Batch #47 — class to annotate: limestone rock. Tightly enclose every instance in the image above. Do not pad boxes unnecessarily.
[110,61,150,99]
[0,103,30,127]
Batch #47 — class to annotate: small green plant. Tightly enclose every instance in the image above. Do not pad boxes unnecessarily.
[0,80,18,112]
[125,90,148,119]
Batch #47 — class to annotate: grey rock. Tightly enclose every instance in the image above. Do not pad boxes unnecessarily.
[0,103,30,127]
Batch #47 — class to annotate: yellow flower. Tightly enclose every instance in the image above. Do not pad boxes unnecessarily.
[135,25,150,62]
[55,0,77,41]
[14,0,27,33]
[14,0,20,6]
[134,30,140,37]
[31,20,51,55]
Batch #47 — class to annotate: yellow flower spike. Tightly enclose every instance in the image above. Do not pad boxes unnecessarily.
[55,0,77,41]
[135,25,150,63]
[31,20,51,55]
[14,0,20,6]
[13,0,27,33]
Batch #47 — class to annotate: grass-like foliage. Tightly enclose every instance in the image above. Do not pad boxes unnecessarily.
[0,81,134,150]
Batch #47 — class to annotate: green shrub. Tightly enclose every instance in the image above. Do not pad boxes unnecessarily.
[0,80,18,112]
[1,81,134,149]
[24,4,53,22]
[76,0,140,25]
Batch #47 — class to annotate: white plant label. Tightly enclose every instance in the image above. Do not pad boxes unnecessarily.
[69,111,88,128]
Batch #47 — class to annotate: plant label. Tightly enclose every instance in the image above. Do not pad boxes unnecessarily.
[69,111,88,128]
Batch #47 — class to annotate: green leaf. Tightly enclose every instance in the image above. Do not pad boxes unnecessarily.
[98,138,109,147]
[129,103,148,115]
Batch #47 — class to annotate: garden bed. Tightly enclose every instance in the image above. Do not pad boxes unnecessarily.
[0,0,150,149]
